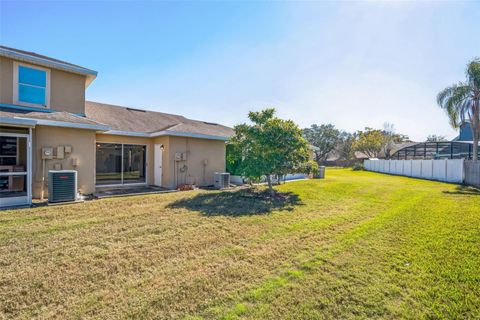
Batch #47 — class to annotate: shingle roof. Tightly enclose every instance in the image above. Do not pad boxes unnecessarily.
[0,107,109,130]
[85,101,234,139]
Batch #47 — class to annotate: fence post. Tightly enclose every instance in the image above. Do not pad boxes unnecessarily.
[444,159,448,182]
[430,159,435,180]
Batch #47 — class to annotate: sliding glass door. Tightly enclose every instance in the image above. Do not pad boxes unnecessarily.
[96,143,146,186]
[96,143,122,185]
[123,144,146,184]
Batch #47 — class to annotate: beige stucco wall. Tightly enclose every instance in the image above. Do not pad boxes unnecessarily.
[28,130,227,198]
[0,57,14,104]
[32,126,96,198]
[0,56,86,114]
[95,134,226,189]
[165,136,226,189]
[50,69,86,114]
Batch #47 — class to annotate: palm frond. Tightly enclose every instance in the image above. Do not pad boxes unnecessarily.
[436,83,472,128]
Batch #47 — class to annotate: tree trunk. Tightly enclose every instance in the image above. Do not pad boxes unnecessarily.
[472,102,479,162]
[266,174,274,196]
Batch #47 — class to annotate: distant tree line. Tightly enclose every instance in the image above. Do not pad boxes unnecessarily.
[302,123,411,166]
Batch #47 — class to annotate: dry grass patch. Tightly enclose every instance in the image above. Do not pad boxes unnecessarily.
[0,169,479,319]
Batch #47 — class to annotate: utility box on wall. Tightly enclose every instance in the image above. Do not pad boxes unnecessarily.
[175,152,187,161]
[42,147,54,160]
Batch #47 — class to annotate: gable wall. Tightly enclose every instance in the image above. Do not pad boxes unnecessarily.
[0,56,86,114]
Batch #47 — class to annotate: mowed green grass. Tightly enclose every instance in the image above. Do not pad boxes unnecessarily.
[1,169,479,319]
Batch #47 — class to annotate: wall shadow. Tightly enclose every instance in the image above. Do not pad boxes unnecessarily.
[443,185,480,196]
[167,188,302,216]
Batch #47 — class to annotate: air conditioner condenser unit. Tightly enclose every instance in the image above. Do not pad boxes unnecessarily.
[214,172,230,189]
[48,170,78,203]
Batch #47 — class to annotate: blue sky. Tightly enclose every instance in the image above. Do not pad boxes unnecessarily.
[1,1,479,141]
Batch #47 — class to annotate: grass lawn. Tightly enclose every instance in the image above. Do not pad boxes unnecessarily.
[1,169,479,319]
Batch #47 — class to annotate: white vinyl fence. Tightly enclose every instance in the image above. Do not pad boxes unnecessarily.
[464,161,480,188]
[364,159,465,184]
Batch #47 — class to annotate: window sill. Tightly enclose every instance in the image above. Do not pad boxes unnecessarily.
[14,101,49,109]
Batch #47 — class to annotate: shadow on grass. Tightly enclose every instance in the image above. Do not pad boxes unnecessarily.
[167,188,302,216]
[443,185,480,196]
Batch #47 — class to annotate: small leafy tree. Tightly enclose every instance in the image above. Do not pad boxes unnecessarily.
[353,126,409,159]
[437,58,480,161]
[229,108,309,195]
[226,144,242,175]
[302,124,341,164]
[353,128,386,158]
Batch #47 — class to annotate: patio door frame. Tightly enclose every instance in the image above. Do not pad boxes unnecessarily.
[0,128,32,208]
[95,141,148,188]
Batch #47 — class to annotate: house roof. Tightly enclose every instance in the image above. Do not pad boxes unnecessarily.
[453,121,473,142]
[0,46,97,86]
[0,106,110,131]
[85,101,234,140]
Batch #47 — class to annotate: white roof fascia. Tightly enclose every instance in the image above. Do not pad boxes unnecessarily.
[151,130,230,141]
[0,117,37,128]
[0,47,97,87]
[102,129,230,141]
[16,117,110,131]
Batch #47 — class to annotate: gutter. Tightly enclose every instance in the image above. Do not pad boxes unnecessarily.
[0,103,86,117]
[0,117,37,128]
[152,130,230,141]
[14,117,111,131]
[103,129,230,141]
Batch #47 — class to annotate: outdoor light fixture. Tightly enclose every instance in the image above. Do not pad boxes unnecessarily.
[160,144,165,151]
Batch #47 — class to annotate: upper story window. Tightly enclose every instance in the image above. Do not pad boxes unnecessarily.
[13,62,50,108]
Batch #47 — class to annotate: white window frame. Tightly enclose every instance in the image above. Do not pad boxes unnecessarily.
[95,141,148,188]
[13,61,51,109]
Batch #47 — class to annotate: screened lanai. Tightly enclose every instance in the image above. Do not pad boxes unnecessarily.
[392,141,479,160]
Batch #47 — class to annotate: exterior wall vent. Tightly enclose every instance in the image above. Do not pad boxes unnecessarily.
[48,170,77,203]
[214,172,230,189]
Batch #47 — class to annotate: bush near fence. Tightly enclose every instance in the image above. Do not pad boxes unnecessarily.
[364,159,472,185]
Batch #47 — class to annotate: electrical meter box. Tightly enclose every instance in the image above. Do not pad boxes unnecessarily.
[42,147,54,160]
[175,152,182,161]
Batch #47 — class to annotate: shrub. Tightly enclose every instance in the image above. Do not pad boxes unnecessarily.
[299,160,320,177]
[352,163,364,171]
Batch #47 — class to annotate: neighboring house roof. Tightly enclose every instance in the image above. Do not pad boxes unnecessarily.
[85,101,234,140]
[452,121,473,142]
[0,45,97,86]
[0,105,110,131]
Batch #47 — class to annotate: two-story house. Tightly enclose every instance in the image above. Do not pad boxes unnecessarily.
[0,46,233,208]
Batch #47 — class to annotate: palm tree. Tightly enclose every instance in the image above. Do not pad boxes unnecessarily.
[437,58,480,161]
